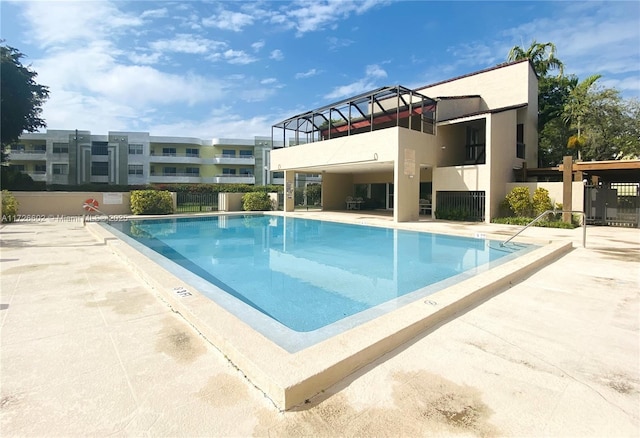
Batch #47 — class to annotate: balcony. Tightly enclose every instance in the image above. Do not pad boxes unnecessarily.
[465,144,486,165]
[212,154,255,165]
[149,152,202,164]
[148,173,202,184]
[23,171,46,182]
[9,150,47,161]
[203,174,256,184]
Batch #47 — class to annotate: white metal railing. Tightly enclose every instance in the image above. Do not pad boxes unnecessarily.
[150,152,200,157]
[214,154,254,159]
[501,209,587,248]
[10,150,46,154]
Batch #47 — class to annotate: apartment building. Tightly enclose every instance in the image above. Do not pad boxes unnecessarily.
[8,131,278,186]
[270,59,538,222]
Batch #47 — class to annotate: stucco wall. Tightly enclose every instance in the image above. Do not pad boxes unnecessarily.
[417,60,533,112]
[11,192,133,216]
[322,173,353,210]
[218,193,244,212]
[10,191,180,216]
[488,111,519,221]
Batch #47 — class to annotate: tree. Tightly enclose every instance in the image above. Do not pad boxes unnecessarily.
[563,74,602,160]
[1,43,49,155]
[580,90,639,160]
[508,40,564,77]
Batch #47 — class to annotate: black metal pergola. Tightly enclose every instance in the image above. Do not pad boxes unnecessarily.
[272,85,437,148]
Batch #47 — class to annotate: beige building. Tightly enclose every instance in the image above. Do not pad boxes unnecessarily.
[270,59,538,223]
[8,132,278,186]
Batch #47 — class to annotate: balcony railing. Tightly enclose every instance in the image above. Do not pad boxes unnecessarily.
[151,172,200,177]
[10,150,46,154]
[213,154,255,165]
[215,154,254,159]
[9,150,47,160]
[149,151,200,157]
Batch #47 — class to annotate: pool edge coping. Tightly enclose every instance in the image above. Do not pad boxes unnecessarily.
[86,220,572,410]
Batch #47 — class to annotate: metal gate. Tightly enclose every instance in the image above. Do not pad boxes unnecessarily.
[585,183,639,228]
[176,192,218,213]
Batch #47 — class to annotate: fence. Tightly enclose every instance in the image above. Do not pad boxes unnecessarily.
[586,183,639,228]
[176,192,218,213]
[435,191,486,221]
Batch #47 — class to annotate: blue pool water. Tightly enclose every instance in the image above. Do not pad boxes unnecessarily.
[107,215,533,337]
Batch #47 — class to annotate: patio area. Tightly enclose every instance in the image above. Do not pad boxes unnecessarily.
[1,214,638,436]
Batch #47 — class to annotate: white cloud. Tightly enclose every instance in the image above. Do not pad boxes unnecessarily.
[498,2,639,96]
[202,9,254,32]
[18,0,143,48]
[283,0,390,35]
[128,51,163,65]
[149,34,226,55]
[261,78,278,84]
[295,68,320,79]
[141,8,168,19]
[150,112,274,139]
[327,36,354,51]
[365,64,387,79]
[252,40,265,52]
[270,49,284,61]
[324,64,387,100]
[211,49,258,65]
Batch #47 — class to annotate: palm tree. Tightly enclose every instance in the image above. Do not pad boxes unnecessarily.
[508,40,564,77]
[563,74,602,160]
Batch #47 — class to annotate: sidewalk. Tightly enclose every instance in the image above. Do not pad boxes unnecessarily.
[1,219,638,437]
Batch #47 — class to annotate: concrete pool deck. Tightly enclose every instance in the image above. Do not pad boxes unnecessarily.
[1,213,639,436]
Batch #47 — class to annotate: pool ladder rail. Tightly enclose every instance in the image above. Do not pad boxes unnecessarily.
[501,209,587,248]
[82,206,112,226]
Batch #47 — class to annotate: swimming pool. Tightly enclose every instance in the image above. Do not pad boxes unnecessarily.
[106,214,534,351]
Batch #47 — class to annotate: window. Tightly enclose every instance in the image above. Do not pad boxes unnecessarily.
[222,168,236,175]
[128,164,143,176]
[91,142,109,155]
[128,144,143,155]
[34,164,46,173]
[10,144,24,152]
[33,144,46,152]
[162,147,176,156]
[186,148,199,157]
[239,168,253,176]
[53,164,68,175]
[222,149,236,158]
[239,150,253,158]
[163,167,177,175]
[13,164,25,172]
[516,124,525,159]
[185,167,200,175]
[53,143,69,153]
[91,162,109,176]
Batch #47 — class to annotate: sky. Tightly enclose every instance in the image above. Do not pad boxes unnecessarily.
[2,0,639,140]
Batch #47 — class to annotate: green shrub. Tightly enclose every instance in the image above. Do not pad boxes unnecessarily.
[491,216,579,229]
[242,192,273,211]
[304,183,322,206]
[130,190,174,215]
[1,190,19,223]
[435,207,479,221]
[532,188,553,216]
[505,187,533,217]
